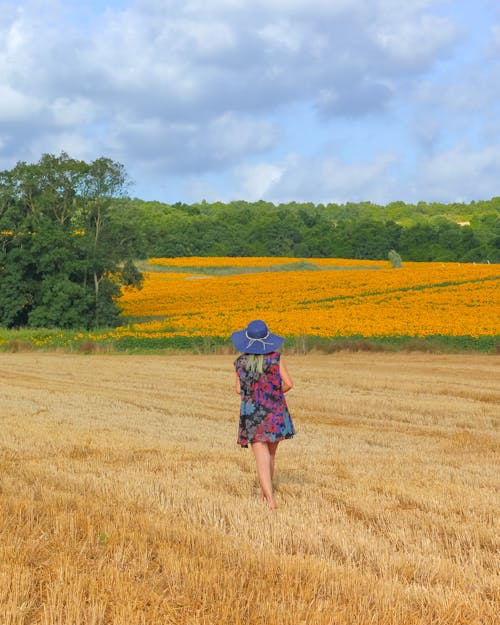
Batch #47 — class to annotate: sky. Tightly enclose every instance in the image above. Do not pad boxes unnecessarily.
[1,0,500,205]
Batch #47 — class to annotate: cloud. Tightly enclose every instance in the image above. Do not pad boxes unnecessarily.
[111,112,279,173]
[49,98,98,127]
[373,13,458,68]
[234,151,400,204]
[234,162,285,200]
[232,138,500,206]
[0,84,41,120]
[317,80,394,117]
[29,130,99,163]
[417,143,500,202]
[4,0,461,119]
[72,0,461,158]
[0,0,496,205]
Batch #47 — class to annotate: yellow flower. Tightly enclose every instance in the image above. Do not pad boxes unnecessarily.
[112,257,500,339]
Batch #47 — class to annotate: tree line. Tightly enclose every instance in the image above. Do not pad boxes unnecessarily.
[1,152,498,329]
[112,197,499,262]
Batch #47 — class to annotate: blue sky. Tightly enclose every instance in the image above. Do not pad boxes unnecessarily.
[1,0,499,205]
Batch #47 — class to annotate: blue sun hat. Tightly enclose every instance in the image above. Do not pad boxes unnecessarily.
[231,319,284,354]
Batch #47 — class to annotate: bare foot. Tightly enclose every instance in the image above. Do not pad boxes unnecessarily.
[267,496,277,510]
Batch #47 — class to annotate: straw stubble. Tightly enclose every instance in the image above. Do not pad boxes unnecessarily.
[0,352,498,624]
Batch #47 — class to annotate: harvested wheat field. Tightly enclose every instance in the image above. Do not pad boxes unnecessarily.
[0,352,498,625]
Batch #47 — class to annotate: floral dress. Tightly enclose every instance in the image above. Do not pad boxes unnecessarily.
[235,351,295,448]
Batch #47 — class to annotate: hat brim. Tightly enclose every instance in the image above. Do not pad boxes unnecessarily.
[231,329,284,354]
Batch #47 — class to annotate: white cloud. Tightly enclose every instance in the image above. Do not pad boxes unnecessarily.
[258,20,304,54]
[79,0,461,122]
[207,113,279,159]
[109,111,280,174]
[374,14,458,66]
[418,143,500,202]
[0,0,497,206]
[29,130,99,163]
[182,0,356,16]
[49,98,98,127]
[234,162,285,200]
[234,151,400,204]
[0,84,41,120]
[232,140,500,205]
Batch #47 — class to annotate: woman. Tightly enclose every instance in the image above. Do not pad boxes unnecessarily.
[231,319,295,509]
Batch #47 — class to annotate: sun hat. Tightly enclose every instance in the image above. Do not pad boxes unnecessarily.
[231,319,284,354]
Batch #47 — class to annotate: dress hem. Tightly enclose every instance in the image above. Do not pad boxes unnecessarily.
[237,433,295,449]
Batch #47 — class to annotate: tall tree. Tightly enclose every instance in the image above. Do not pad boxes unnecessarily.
[0,153,141,329]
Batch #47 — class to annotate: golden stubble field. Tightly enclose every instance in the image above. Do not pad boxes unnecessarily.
[0,352,498,625]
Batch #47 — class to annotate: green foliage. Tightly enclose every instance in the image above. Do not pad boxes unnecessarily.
[0,243,39,327]
[1,151,498,332]
[97,532,108,545]
[121,258,144,288]
[1,329,495,354]
[0,152,142,329]
[108,197,499,263]
[94,277,123,327]
[388,249,403,268]
[28,278,94,328]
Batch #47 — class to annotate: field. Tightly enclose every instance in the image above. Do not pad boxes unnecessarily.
[1,257,498,353]
[116,257,500,339]
[1,352,498,625]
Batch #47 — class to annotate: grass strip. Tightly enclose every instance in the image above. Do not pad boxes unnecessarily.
[0,331,497,354]
[143,259,381,276]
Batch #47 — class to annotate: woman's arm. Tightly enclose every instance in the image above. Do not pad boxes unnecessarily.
[235,372,241,394]
[280,357,293,393]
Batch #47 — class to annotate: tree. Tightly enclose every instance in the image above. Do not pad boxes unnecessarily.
[388,249,403,268]
[0,153,141,329]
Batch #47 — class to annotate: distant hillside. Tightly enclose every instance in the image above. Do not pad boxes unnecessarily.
[108,197,500,262]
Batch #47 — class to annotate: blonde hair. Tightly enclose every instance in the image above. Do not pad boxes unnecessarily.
[245,353,264,375]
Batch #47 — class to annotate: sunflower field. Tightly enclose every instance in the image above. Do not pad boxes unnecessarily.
[4,257,498,352]
[115,257,499,339]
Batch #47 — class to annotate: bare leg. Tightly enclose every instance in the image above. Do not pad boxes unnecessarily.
[258,441,280,501]
[251,442,277,509]
[268,441,279,482]
[260,441,279,501]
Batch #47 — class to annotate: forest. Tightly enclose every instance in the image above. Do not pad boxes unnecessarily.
[112,196,499,262]
[0,152,499,329]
